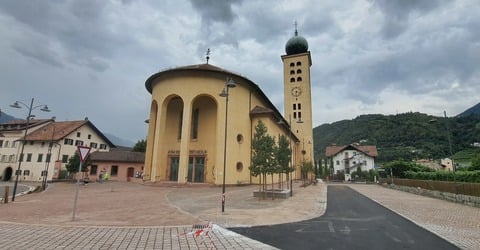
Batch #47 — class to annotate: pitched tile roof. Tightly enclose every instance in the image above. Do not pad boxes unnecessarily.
[25,120,87,141]
[0,119,52,131]
[89,151,145,163]
[22,120,115,147]
[250,105,274,115]
[325,144,378,157]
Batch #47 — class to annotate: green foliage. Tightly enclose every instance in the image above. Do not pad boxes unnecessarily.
[404,170,480,183]
[317,160,323,177]
[351,168,379,182]
[300,161,313,184]
[381,159,480,183]
[468,154,480,171]
[250,120,276,177]
[65,152,91,174]
[450,148,480,168]
[132,139,146,152]
[313,112,480,164]
[276,134,292,174]
[382,160,433,178]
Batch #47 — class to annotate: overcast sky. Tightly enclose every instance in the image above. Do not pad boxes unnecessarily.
[1,0,479,145]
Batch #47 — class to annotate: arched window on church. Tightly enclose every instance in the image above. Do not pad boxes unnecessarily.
[296,61,302,66]
[178,111,183,140]
[297,77,302,82]
[290,70,295,75]
[297,69,302,74]
[191,108,200,140]
[290,78,295,83]
[290,62,295,67]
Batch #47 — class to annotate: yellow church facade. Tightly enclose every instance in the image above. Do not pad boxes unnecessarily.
[143,29,314,185]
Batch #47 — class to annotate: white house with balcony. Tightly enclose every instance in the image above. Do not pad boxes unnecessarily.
[0,119,53,181]
[0,118,115,182]
[325,144,378,181]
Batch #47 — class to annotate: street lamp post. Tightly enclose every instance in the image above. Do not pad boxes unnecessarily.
[429,111,455,171]
[10,98,51,201]
[443,111,455,171]
[42,117,56,191]
[278,115,294,196]
[219,77,236,213]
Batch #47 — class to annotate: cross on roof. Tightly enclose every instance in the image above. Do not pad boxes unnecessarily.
[206,48,211,64]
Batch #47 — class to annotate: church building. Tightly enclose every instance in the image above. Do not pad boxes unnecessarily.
[143,28,315,185]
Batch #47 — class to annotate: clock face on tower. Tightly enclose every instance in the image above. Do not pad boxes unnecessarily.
[291,86,302,97]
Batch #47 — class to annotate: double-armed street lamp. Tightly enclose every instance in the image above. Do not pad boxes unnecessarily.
[219,77,236,213]
[429,110,455,171]
[10,98,51,201]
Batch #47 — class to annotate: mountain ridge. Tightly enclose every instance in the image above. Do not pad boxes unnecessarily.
[457,102,480,117]
[313,111,480,162]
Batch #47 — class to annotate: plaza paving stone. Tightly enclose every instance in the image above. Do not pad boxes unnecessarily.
[0,181,478,249]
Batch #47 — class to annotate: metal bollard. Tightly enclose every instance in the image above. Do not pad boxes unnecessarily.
[3,186,9,204]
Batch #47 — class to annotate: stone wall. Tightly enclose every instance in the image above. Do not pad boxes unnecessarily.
[387,184,480,208]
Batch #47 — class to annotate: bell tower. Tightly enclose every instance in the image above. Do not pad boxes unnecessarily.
[281,24,315,167]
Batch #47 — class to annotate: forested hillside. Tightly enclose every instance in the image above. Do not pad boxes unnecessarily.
[458,102,480,117]
[313,112,480,163]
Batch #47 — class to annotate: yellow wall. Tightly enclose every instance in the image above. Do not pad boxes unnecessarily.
[144,67,298,185]
[282,52,315,168]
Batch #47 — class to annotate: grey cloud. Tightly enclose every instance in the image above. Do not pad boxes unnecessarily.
[191,0,244,58]
[371,0,443,39]
[0,0,120,71]
[0,1,52,33]
[12,40,64,68]
[313,0,479,106]
[78,57,110,72]
[70,0,106,21]
[189,0,241,25]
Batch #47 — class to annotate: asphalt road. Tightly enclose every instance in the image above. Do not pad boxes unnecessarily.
[230,185,459,250]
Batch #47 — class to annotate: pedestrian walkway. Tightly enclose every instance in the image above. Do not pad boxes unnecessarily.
[0,181,324,249]
[1,181,479,249]
[346,184,480,250]
[0,222,277,249]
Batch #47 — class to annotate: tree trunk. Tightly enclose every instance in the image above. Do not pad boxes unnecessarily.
[271,174,274,200]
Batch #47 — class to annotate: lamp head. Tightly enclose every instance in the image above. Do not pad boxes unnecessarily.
[226,77,236,88]
[10,101,21,109]
[40,105,51,112]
